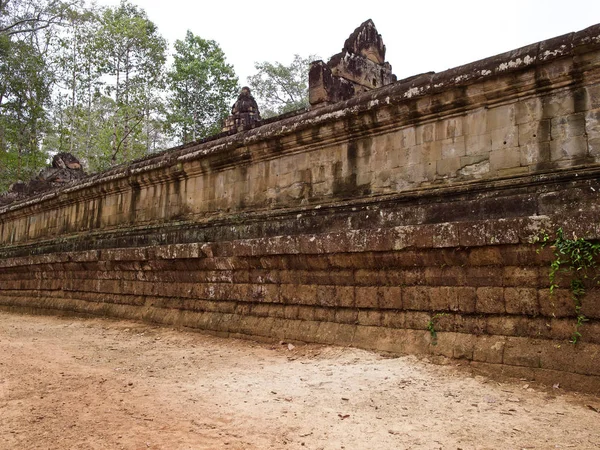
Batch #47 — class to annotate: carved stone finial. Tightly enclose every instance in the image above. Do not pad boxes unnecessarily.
[309,20,396,108]
[343,19,386,64]
[222,87,262,133]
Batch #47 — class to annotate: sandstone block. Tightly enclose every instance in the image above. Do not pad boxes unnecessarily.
[316,285,336,307]
[489,147,521,171]
[487,104,515,130]
[472,336,506,364]
[491,126,519,151]
[355,286,380,309]
[381,311,405,328]
[503,266,541,288]
[542,90,575,118]
[463,108,487,135]
[357,310,382,326]
[476,287,505,313]
[504,287,540,316]
[380,286,402,309]
[551,113,587,139]
[436,157,461,178]
[585,109,600,140]
[431,222,460,248]
[403,286,430,311]
[335,308,358,324]
[515,98,543,124]
[465,134,492,156]
[549,135,588,161]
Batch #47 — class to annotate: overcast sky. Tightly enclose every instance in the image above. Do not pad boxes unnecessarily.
[94,0,600,84]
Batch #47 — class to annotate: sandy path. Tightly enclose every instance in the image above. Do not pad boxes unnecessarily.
[0,311,598,450]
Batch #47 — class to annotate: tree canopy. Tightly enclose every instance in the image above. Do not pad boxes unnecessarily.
[167,30,239,144]
[247,54,317,118]
[0,0,317,194]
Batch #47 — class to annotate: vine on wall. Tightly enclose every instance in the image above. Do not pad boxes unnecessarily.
[538,228,600,343]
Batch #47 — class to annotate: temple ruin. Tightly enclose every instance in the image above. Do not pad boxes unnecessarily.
[1,21,600,393]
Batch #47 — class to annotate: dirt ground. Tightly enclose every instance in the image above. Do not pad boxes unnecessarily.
[0,311,599,450]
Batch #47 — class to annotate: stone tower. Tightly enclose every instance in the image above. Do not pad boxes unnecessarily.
[308,19,397,107]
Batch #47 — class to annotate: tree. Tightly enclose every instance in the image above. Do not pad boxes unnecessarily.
[0,0,77,37]
[95,0,167,165]
[247,54,317,118]
[0,0,64,191]
[46,4,103,158]
[166,30,239,144]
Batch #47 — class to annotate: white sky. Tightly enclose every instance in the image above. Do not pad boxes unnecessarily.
[94,0,600,84]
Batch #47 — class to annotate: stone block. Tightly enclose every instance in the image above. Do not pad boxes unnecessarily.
[436,157,461,177]
[387,268,424,286]
[312,307,336,323]
[355,286,380,308]
[468,247,502,265]
[518,120,551,145]
[431,222,460,248]
[472,336,506,364]
[381,311,405,328]
[542,91,575,119]
[520,142,551,166]
[362,228,395,252]
[456,287,477,313]
[486,104,515,130]
[355,269,386,286]
[452,333,475,360]
[463,108,487,135]
[335,285,355,307]
[335,308,358,324]
[581,289,600,319]
[551,113,587,139]
[515,97,543,125]
[549,135,588,161]
[440,136,466,159]
[503,338,543,368]
[465,134,492,156]
[503,266,541,287]
[405,162,436,184]
[585,109,600,140]
[476,287,505,313]
[403,286,430,311]
[489,147,521,171]
[504,287,540,316]
[491,126,519,151]
[357,310,382,326]
[316,285,336,307]
[380,286,402,309]
[415,123,436,144]
[459,222,488,247]
[538,288,575,318]
[586,84,600,110]
[539,342,600,376]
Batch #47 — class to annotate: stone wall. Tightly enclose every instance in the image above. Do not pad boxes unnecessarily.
[2,24,600,392]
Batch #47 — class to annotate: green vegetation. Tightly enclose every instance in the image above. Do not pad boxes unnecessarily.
[0,0,314,191]
[247,54,317,118]
[539,228,600,344]
[167,31,239,144]
[427,313,448,346]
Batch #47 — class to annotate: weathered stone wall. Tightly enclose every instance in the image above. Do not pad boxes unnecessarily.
[2,25,600,392]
